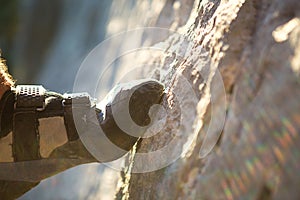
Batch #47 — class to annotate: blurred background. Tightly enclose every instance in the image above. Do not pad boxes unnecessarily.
[0,0,169,199]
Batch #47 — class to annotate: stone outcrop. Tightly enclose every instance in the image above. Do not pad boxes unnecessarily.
[116,0,300,199]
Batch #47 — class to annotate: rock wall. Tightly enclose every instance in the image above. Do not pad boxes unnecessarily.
[116,0,300,199]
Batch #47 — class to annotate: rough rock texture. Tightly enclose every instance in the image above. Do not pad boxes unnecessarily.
[116,0,300,199]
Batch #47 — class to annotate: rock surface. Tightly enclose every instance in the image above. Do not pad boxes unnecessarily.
[116,0,300,199]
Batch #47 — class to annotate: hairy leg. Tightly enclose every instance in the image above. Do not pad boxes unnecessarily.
[0,56,14,98]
